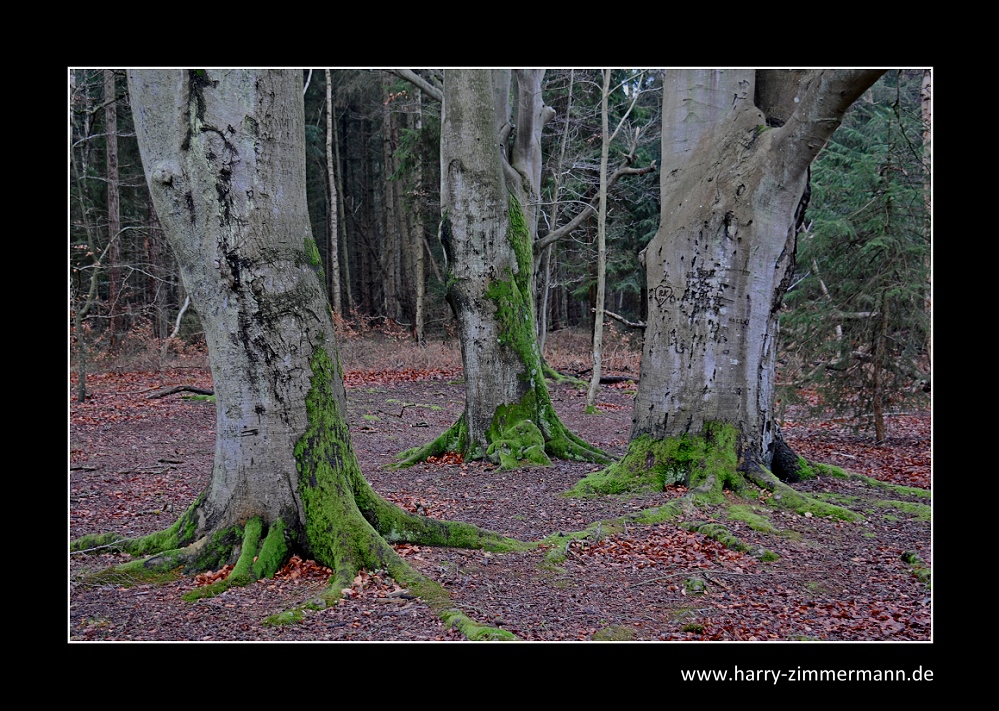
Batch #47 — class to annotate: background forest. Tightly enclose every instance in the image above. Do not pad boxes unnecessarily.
[69,68,931,438]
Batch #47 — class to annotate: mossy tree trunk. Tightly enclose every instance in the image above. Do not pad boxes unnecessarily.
[72,70,513,603]
[603,70,884,489]
[398,69,609,469]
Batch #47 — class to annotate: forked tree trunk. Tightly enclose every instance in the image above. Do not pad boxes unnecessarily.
[605,69,884,489]
[398,69,608,468]
[110,69,505,591]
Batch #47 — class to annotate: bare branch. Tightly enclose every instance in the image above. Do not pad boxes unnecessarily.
[384,69,443,103]
[534,160,655,254]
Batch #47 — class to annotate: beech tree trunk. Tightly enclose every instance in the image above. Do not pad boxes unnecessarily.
[108,69,504,591]
[398,69,608,468]
[630,69,884,477]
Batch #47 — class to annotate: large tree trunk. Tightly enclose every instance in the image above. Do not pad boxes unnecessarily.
[582,69,883,493]
[74,69,508,603]
[398,69,608,468]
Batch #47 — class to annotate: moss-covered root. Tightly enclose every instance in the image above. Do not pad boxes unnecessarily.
[742,465,863,522]
[77,517,293,593]
[354,477,527,554]
[70,498,202,558]
[309,523,518,640]
[183,518,290,601]
[441,610,517,640]
[542,362,587,388]
[406,576,516,640]
[567,427,735,497]
[393,415,470,468]
[543,417,615,466]
[394,410,612,470]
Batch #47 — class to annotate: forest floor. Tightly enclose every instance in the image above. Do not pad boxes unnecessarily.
[68,335,932,645]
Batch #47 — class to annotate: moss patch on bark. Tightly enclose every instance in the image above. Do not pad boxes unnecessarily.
[400,194,611,469]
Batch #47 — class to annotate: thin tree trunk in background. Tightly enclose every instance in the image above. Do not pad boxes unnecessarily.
[146,204,167,339]
[325,69,342,318]
[381,76,401,322]
[586,69,611,411]
[538,70,574,355]
[558,257,569,332]
[331,93,353,312]
[105,69,122,350]
[873,299,888,442]
[921,68,931,373]
[357,119,373,314]
[391,113,408,324]
[72,69,97,402]
[413,87,425,344]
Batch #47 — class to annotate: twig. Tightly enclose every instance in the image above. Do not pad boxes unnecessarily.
[70,541,126,555]
[147,385,214,399]
[599,308,646,329]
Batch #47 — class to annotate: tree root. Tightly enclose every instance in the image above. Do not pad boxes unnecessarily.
[394,415,470,467]
[71,477,526,639]
[741,465,863,522]
[542,362,587,388]
[395,405,614,469]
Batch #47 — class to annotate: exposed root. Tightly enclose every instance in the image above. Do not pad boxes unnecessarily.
[542,362,587,388]
[741,465,863,522]
[395,405,614,470]
[394,415,470,468]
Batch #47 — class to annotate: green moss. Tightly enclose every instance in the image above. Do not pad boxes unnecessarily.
[294,345,395,577]
[82,560,184,588]
[179,517,287,601]
[684,578,706,594]
[408,578,517,640]
[593,624,637,641]
[395,415,472,467]
[814,463,930,502]
[72,497,204,559]
[568,422,740,497]
[874,500,931,521]
[486,418,551,469]
[901,551,931,586]
[263,609,304,626]
[303,236,326,283]
[760,550,780,562]
[795,456,818,480]
[814,492,860,506]
[764,492,862,522]
[440,610,517,640]
[727,505,777,534]
[253,519,290,579]
[681,622,705,634]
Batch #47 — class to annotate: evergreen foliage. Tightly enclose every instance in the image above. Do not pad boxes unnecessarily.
[779,70,930,438]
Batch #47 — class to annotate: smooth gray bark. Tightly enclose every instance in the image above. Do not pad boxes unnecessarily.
[404,69,607,466]
[632,69,884,471]
[128,69,348,537]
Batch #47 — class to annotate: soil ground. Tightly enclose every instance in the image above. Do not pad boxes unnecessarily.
[69,356,931,645]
